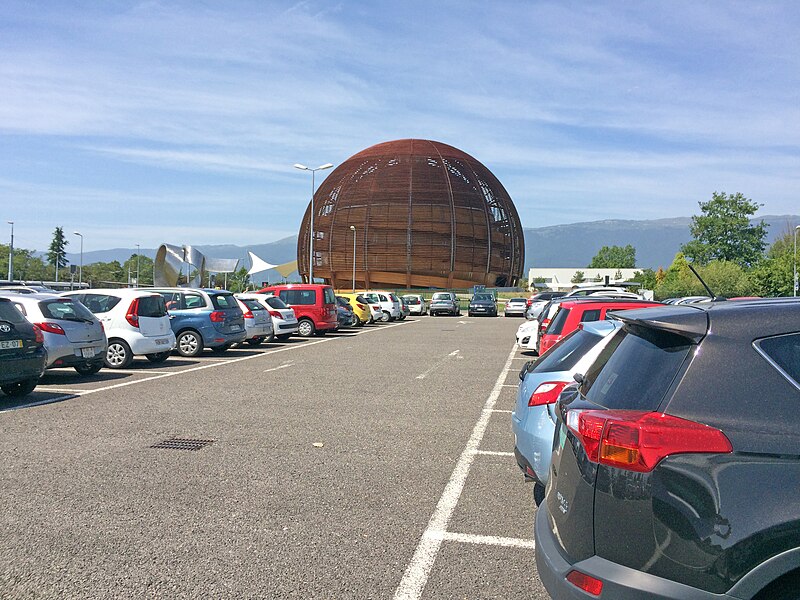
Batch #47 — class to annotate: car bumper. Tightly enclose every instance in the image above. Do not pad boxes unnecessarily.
[512,407,553,485]
[0,349,47,384]
[129,334,176,355]
[276,322,299,335]
[504,308,526,316]
[47,343,107,368]
[408,306,424,314]
[535,506,728,600]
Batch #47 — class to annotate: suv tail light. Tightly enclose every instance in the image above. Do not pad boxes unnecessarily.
[566,570,603,596]
[243,310,254,319]
[268,310,282,319]
[36,322,65,335]
[529,381,568,406]
[209,310,225,323]
[126,298,140,328]
[566,410,732,472]
[32,324,44,343]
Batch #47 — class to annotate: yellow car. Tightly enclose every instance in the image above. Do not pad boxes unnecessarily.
[336,293,373,326]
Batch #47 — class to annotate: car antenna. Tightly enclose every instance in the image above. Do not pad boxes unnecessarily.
[686,263,726,302]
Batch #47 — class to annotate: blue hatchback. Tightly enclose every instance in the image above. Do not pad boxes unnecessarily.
[148,288,246,357]
[512,320,623,505]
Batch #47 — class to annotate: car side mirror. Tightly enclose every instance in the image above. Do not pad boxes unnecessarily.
[573,373,584,384]
[519,360,535,380]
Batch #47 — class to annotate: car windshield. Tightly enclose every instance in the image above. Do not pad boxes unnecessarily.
[432,293,451,301]
[473,294,493,302]
[0,301,26,324]
[39,298,95,322]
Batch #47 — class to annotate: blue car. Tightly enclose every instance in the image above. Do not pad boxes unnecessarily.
[512,319,623,505]
[148,288,246,357]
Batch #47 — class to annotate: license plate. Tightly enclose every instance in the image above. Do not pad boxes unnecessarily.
[231,325,242,331]
[81,347,95,358]
[155,338,170,346]
[0,339,22,350]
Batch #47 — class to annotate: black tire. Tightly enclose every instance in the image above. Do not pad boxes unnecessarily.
[533,483,546,507]
[247,337,263,346]
[353,315,363,327]
[105,339,133,369]
[1,377,38,397]
[74,362,103,376]
[145,351,170,363]
[176,330,203,357]
[276,334,291,340]
[210,343,232,354]
[297,318,316,337]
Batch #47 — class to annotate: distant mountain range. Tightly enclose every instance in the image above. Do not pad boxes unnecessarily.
[62,214,799,277]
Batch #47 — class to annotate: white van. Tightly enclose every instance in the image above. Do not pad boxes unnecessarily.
[62,289,176,368]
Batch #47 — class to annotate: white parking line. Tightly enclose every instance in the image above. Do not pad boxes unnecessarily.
[490,409,512,414]
[101,370,173,375]
[394,343,518,600]
[501,384,518,387]
[30,388,85,394]
[415,348,461,380]
[263,362,293,373]
[474,450,514,457]
[427,530,536,550]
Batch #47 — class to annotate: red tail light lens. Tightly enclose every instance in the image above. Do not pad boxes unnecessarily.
[567,410,732,472]
[126,298,140,327]
[268,310,282,319]
[243,310,254,319]
[566,570,603,596]
[356,303,366,310]
[32,324,44,343]
[528,381,568,406]
[209,311,225,322]
[36,322,65,335]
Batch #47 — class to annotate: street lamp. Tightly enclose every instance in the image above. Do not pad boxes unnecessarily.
[294,162,333,282]
[73,231,83,286]
[794,225,800,297]
[6,221,13,282]
[350,225,356,292]
[135,243,140,286]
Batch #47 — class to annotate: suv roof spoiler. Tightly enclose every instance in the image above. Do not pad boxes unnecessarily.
[614,305,708,343]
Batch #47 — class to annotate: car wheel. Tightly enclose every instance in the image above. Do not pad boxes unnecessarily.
[176,330,203,357]
[105,339,133,369]
[247,337,263,346]
[145,351,171,363]
[74,362,103,376]
[1,377,38,397]
[210,343,232,354]
[382,311,392,322]
[297,318,316,337]
[353,315,363,327]
[276,334,291,340]
[533,483,546,507]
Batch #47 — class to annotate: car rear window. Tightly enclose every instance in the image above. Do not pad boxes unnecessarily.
[241,299,265,312]
[580,326,693,411]
[264,296,288,309]
[0,301,26,324]
[756,333,800,390]
[82,293,122,313]
[533,329,605,374]
[402,296,420,304]
[324,287,336,305]
[356,295,370,304]
[432,293,451,301]
[211,293,237,309]
[281,290,317,305]
[580,308,601,322]
[138,295,167,318]
[39,299,95,322]
[547,307,571,335]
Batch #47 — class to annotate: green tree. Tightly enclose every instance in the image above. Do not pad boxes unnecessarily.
[122,253,154,286]
[0,245,49,281]
[47,227,69,270]
[571,270,585,284]
[632,268,657,290]
[83,261,124,286]
[227,267,251,293]
[750,228,799,297]
[588,244,636,268]
[681,191,767,268]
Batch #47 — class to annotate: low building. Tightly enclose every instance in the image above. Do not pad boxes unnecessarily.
[528,267,640,292]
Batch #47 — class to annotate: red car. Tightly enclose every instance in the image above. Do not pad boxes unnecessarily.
[257,284,338,337]
[538,299,662,355]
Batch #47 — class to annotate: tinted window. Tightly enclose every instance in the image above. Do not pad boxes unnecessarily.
[82,293,122,313]
[324,287,336,305]
[363,293,378,303]
[241,299,265,311]
[211,294,236,309]
[281,290,317,305]
[389,293,399,302]
[183,294,206,309]
[757,333,800,389]
[580,308,601,322]
[473,294,494,302]
[0,301,26,324]
[39,299,95,321]
[379,294,388,301]
[138,295,167,317]
[533,329,604,374]
[547,308,571,335]
[432,293,451,301]
[511,298,527,303]
[581,327,692,411]
[356,295,370,304]
[264,296,288,309]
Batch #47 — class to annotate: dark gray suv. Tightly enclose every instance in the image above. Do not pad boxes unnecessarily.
[536,298,800,600]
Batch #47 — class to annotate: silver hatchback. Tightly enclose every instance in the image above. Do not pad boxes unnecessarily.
[0,293,107,376]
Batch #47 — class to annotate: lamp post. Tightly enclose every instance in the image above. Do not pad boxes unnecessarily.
[55,250,61,283]
[6,221,13,282]
[794,225,800,297]
[136,243,140,286]
[73,231,83,285]
[294,162,333,283]
[350,225,356,292]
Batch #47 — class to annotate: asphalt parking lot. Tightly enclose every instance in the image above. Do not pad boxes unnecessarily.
[0,314,550,599]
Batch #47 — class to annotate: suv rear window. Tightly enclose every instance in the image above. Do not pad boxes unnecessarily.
[324,287,336,305]
[533,329,605,374]
[547,308,571,335]
[0,300,26,324]
[580,326,693,411]
[137,295,168,317]
[211,294,236,309]
[82,293,122,313]
[39,299,95,322]
[756,333,800,390]
[281,290,317,305]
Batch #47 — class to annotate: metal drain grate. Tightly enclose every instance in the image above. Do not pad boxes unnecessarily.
[150,437,215,451]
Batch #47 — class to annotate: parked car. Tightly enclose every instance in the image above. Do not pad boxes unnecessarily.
[564,285,629,297]
[537,298,800,600]
[148,288,246,356]
[526,291,565,319]
[234,296,274,345]
[336,294,370,326]
[236,293,298,340]
[538,298,662,356]
[336,304,357,329]
[258,284,338,337]
[398,296,410,320]
[429,291,461,316]
[0,297,46,397]
[468,293,498,317]
[360,290,403,322]
[503,297,528,317]
[512,320,623,505]
[62,289,176,367]
[401,294,427,315]
[1,293,107,375]
[516,318,540,349]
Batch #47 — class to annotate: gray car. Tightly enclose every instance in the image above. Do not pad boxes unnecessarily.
[429,292,461,316]
[0,292,107,375]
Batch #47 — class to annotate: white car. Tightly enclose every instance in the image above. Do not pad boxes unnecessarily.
[62,289,176,368]
[234,297,274,345]
[503,297,528,317]
[236,293,299,340]
[361,290,403,321]
[402,294,427,315]
[516,319,540,348]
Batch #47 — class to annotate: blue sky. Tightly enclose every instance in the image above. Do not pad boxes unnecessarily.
[2,1,799,253]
